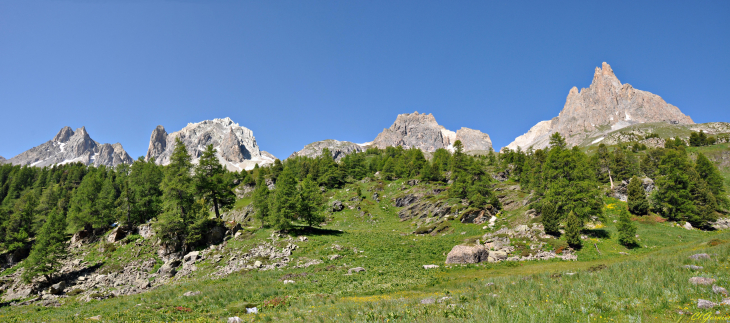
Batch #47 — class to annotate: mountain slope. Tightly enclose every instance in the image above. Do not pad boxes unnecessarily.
[6,126,132,167]
[288,139,366,161]
[145,117,275,171]
[507,62,694,151]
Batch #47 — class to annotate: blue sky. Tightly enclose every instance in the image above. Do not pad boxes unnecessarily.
[1,1,728,160]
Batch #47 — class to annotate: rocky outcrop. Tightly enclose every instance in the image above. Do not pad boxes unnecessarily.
[445,245,489,264]
[373,112,493,153]
[7,126,132,167]
[0,156,6,164]
[507,62,694,151]
[288,140,366,161]
[145,118,275,171]
[455,128,492,152]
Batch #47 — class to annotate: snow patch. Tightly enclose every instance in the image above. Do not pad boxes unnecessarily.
[59,143,66,152]
[591,137,604,144]
[358,141,373,147]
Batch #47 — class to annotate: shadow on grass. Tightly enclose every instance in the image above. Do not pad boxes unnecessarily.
[582,229,610,239]
[287,226,344,236]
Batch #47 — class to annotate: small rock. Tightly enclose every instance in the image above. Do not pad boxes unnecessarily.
[298,236,308,242]
[228,317,244,323]
[689,253,711,260]
[437,296,452,303]
[713,285,728,296]
[348,267,366,274]
[420,298,435,304]
[698,299,716,309]
[183,291,201,297]
[515,225,529,232]
[329,255,341,261]
[283,280,295,284]
[254,261,263,268]
[689,277,716,285]
[49,281,66,295]
[246,307,258,314]
[135,279,150,289]
[683,265,703,270]
[87,315,102,321]
[683,222,694,230]
[721,298,730,306]
[423,265,439,269]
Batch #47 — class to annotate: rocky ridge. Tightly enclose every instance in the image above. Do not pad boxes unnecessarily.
[145,118,275,171]
[6,126,132,168]
[507,62,694,151]
[290,112,493,161]
[288,139,366,161]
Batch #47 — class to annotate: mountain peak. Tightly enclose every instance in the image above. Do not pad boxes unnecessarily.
[53,126,74,143]
[507,62,693,151]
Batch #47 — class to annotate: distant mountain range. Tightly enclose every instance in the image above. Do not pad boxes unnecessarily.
[2,62,714,168]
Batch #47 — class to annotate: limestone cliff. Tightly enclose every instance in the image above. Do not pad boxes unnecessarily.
[145,118,275,171]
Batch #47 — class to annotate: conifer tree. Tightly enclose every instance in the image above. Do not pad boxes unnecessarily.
[156,137,195,245]
[695,153,729,209]
[627,176,649,215]
[67,170,103,231]
[272,166,299,230]
[97,175,118,225]
[194,144,235,218]
[419,161,434,182]
[252,171,270,228]
[541,202,559,236]
[129,157,163,224]
[617,208,637,247]
[611,147,631,182]
[5,192,36,254]
[298,175,324,227]
[22,209,66,283]
[565,211,582,248]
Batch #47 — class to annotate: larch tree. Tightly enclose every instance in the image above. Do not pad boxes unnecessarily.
[194,144,235,219]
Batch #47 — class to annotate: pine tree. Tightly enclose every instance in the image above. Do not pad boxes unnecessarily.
[129,157,163,224]
[695,153,729,209]
[5,192,36,254]
[419,161,434,182]
[271,166,299,230]
[156,137,195,245]
[541,202,559,236]
[611,147,631,182]
[627,176,649,215]
[549,132,566,149]
[252,171,270,228]
[67,170,103,232]
[97,174,118,226]
[194,144,235,219]
[617,208,637,247]
[298,175,325,227]
[565,211,582,248]
[654,150,695,222]
[22,209,66,283]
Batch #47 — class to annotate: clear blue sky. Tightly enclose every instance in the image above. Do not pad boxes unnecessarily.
[1,1,728,160]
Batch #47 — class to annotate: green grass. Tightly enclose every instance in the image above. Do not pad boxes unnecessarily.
[1,179,729,322]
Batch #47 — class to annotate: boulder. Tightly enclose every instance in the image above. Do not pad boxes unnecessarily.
[689,277,716,285]
[184,251,200,264]
[135,279,150,289]
[331,200,344,212]
[697,299,716,309]
[713,285,728,296]
[158,260,181,277]
[445,245,489,264]
[228,317,244,323]
[138,224,155,239]
[2,287,33,302]
[489,250,508,262]
[689,253,711,260]
[207,225,226,245]
[107,227,127,243]
[683,222,693,230]
[460,209,489,224]
[49,281,66,295]
[710,218,730,230]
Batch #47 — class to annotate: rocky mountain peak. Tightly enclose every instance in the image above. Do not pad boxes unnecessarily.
[146,118,274,171]
[507,62,694,151]
[7,126,132,167]
[53,126,74,143]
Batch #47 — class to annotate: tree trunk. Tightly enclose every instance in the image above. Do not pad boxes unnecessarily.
[213,194,220,219]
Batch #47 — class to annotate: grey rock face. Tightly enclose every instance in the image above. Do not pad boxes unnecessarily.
[372,112,493,153]
[455,127,492,151]
[7,126,132,168]
[145,118,275,171]
[373,112,447,152]
[508,62,694,150]
[445,245,489,264]
[0,156,5,164]
[288,139,365,161]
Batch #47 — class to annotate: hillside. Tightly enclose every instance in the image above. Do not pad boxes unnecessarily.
[0,136,728,322]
